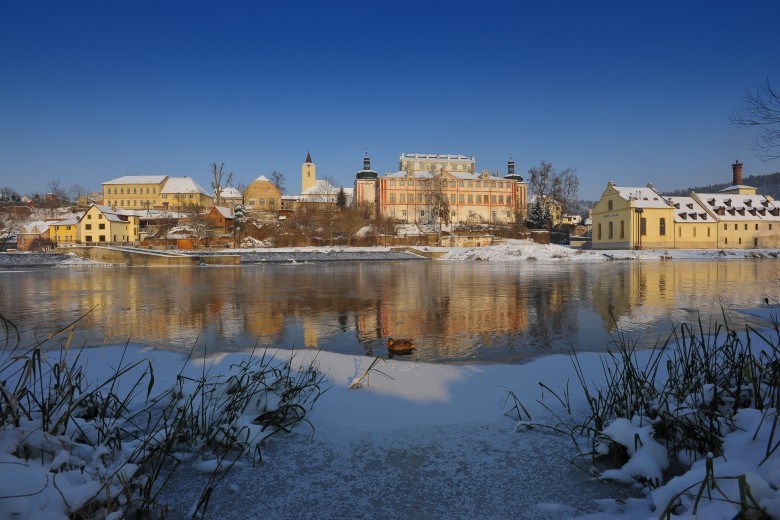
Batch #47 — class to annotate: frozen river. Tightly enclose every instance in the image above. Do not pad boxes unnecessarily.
[0,259,775,363]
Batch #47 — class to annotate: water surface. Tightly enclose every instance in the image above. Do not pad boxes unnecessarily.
[0,260,774,363]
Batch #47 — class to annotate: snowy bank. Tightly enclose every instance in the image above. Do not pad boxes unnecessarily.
[3,314,780,519]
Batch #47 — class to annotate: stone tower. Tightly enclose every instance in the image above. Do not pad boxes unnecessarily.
[302,151,316,193]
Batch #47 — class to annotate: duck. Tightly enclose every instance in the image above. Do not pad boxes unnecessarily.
[387,338,415,351]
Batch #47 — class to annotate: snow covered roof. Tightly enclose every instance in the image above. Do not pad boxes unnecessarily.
[51,217,79,226]
[219,187,243,199]
[401,153,473,162]
[19,221,51,234]
[89,204,127,223]
[301,179,339,196]
[161,177,210,196]
[103,175,167,185]
[253,175,271,183]
[614,186,670,209]
[695,192,780,221]
[213,206,234,219]
[669,196,712,223]
[381,170,504,181]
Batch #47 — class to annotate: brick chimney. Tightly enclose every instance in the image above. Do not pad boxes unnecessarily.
[732,160,743,185]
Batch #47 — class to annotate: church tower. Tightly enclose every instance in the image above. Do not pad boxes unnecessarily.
[302,151,316,193]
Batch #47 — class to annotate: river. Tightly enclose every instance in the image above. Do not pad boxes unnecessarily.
[0,260,775,363]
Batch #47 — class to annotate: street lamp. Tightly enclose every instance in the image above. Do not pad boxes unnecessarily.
[635,207,644,250]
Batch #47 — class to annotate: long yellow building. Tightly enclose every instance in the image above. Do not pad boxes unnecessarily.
[592,162,780,250]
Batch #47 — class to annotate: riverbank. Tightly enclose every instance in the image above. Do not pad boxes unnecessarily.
[3,240,779,267]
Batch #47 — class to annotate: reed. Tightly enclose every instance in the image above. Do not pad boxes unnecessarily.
[0,312,326,518]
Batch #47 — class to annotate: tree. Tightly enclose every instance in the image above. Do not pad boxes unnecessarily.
[336,187,347,208]
[527,161,579,225]
[526,197,552,230]
[183,202,210,249]
[730,78,780,160]
[0,187,21,204]
[428,174,451,243]
[233,204,246,247]
[210,162,234,207]
[270,170,286,194]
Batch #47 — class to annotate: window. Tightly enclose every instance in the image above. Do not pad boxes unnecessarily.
[459,194,464,203]
[678,227,681,237]
[724,223,727,230]
[771,224,774,230]
[745,223,748,230]
[499,196,504,204]
[99,235,106,242]
[756,224,759,230]
[99,223,105,230]
[468,195,473,203]
[735,224,738,230]
[620,220,624,238]
[450,194,456,203]
[133,188,137,194]
[417,194,423,203]
[693,227,697,237]
[399,180,405,187]
[708,227,711,237]
[390,180,396,187]
[608,200,613,211]
[491,195,497,203]
[98,214,103,219]
[389,194,396,203]
[459,181,464,188]
[85,224,92,230]
[120,188,124,194]
[401,210,407,217]
[400,194,405,203]
[725,237,728,244]
[640,218,647,235]
[86,235,92,243]
[659,218,666,236]
[608,221,613,239]
[88,214,92,219]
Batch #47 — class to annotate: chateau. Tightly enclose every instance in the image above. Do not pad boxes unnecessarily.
[354,153,528,225]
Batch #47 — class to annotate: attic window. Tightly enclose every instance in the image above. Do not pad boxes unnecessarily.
[687,203,693,209]
[724,198,732,206]
[745,199,752,207]
[674,203,680,209]
[708,198,716,205]
[699,213,707,220]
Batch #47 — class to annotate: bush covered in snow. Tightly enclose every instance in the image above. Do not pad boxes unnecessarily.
[510,314,780,518]
[0,313,327,519]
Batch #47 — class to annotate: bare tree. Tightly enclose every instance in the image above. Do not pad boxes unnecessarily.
[527,161,579,226]
[234,181,248,204]
[730,78,780,160]
[427,174,451,243]
[183,202,211,249]
[210,162,234,207]
[270,170,286,194]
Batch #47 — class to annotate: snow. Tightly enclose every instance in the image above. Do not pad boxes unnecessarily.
[3,241,780,517]
[3,319,780,518]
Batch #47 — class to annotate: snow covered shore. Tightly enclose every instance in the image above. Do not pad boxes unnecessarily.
[4,239,779,267]
[3,310,780,519]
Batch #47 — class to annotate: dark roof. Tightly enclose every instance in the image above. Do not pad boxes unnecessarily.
[305,151,312,163]
[356,170,378,180]
[504,174,524,182]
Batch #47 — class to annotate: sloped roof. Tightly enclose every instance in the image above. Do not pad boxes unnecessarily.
[212,206,234,219]
[669,196,712,223]
[103,175,167,185]
[613,186,670,209]
[19,221,51,234]
[695,192,780,221]
[161,177,210,196]
[219,187,243,199]
[381,170,504,181]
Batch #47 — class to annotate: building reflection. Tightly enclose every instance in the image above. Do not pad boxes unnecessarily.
[0,260,770,362]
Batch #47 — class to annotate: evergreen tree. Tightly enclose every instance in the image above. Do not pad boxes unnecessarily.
[336,187,347,208]
[525,198,550,229]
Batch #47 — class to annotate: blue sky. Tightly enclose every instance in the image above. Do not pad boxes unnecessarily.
[1,1,778,201]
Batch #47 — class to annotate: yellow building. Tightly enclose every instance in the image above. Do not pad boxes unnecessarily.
[159,177,213,210]
[244,175,281,214]
[78,204,140,245]
[51,217,80,245]
[592,162,780,250]
[103,175,168,210]
[371,155,527,225]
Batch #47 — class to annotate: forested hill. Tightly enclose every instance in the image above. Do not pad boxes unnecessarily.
[663,172,780,199]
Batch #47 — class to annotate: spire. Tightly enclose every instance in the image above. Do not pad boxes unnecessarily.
[508,155,515,176]
[305,150,312,164]
[363,149,370,171]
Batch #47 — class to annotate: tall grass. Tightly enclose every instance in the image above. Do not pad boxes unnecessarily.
[0,312,327,518]
[507,311,780,518]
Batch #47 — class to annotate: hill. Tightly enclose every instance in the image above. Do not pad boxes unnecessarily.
[663,171,780,199]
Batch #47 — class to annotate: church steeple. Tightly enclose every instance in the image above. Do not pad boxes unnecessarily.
[302,150,316,193]
[363,151,371,171]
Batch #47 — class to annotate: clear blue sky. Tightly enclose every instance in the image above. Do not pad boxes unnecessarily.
[1,1,778,201]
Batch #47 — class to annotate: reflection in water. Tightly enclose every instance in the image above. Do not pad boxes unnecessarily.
[0,260,772,364]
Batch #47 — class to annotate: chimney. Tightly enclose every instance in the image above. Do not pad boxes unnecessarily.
[732,160,743,185]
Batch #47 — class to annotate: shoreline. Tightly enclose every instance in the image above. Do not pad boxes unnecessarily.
[2,240,780,267]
